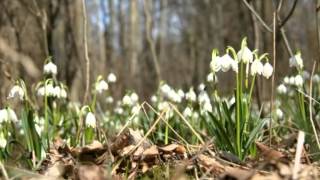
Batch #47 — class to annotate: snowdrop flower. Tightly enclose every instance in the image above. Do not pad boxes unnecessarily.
[130,93,139,104]
[289,52,303,69]
[237,46,253,64]
[302,71,310,80]
[43,61,57,75]
[52,86,61,98]
[8,85,24,100]
[185,88,196,102]
[0,108,17,123]
[289,76,295,85]
[198,84,205,91]
[177,89,185,98]
[210,51,222,72]
[0,132,6,148]
[262,62,273,79]
[284,76,290,84]
[160,84,171,95]
[115,107,124,115]
[85,112,96,128]
[312,74,320,83]
[231,60,238,73]
[294,75,304,87]
[131,105,140,115]
[220,54,234,72]
[107,73,117,83]
[158,101,170,111]
[207,72,214,82]
[276,109,284,119]
[95,80,108,94]
[250,60,263,76]
[183,107,192,117]
[122,95,132,106]
[35,124,43,135]
[106,96,114,104]
[170,91,182,103]
[277,84,287,94]
[203,101,213,112]
[150,95,157,103]
[60,88,67,99]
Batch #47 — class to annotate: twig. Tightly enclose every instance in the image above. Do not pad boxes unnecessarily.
[269,8,277,146]
[81,0,91,104]
[292,131,305,180]
[242,0,273,32]
[0,161,9,180]
[279,0,298,28]
[308,62,320,151]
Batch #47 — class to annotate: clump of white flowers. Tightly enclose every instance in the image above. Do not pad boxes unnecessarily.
[37,83,67,99]
[185,88,196,102]
[183,106,193,117]
[159,83,183,103]
[43,60,58,75]
[289,52,303,70]
[122,92,139,106]
[277,84,287,94]
[8,84,24,100]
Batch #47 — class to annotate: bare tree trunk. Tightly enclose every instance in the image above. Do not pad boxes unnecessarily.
[129,0,139,86]
[159,0,168,63]
[143,0,161,84]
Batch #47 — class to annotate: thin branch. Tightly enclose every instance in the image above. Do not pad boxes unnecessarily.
[308,62,320,151]
[279,0,298,28]
[242,0,273,32]
[82,0,91,104]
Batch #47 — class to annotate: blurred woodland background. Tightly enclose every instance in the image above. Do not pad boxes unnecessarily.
[0,0,319,103]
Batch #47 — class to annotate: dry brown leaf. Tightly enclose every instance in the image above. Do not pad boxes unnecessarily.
[197,154,225,174]
[220,167,253,180]
[256,142,285,161]
[76,164,106,180]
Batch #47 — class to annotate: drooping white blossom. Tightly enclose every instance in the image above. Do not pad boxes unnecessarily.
[107,73,117,83]
[262,62,273,79]
[183,107,192,117]
[185,88,196,102]
[294,75,304,87]
[85,112,96,128]
[95,80,109,94]
[237,46,253,64]
[44,61,57,75]
[250,60,263,76]
[277,84,287,94]
[8,85,24,100]
[289,52,303,69]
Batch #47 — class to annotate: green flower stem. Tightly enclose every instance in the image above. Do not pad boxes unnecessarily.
[236,63,241,159]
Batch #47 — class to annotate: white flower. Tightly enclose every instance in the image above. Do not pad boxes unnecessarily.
[52,86,61,98]
[276,109,284,119]
[60,88,67,99]
[220,54,234,72]
[210,56,222,72]
[0,108,17,123]
[35,124,43,135]
[0,132,7,148]
[107,73,117,83]
[237,46,253,64]
[289,52,303,69]
[312,75,320,83]
[231,60,238,73]
[158,101,170,111]
[207,72,214,82]
[122,95,132,106]
[131,105,140,115]
[150,95,157,103]
[43,61,57,75]
[183,107,192,117]
[160,84,171,95]
[169,90,182,103]
[289,76,295,85]
[302,71,310,80]
[262,62,273,79]
[284,76,290,84]
[198,84,205,91]
[250,60,263,76]
[177,89,185,98]
[130,93,139,103]
[203,101,213,112]
[8,85,24,100]
[115,107,124,114]
[277,84,287,94]
[185,88,196,102]
[106,96,114,103]
[95,80,108,94]
[294,75,304,87]
[85,112,96,128]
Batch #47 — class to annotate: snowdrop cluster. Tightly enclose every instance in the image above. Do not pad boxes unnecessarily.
[185,88,196,102]
[159,84,184,103]
[209,39,273,79]
[37,83,67,98]
[122,92,139,106]
[283,74,304,87]
[198,90,212,113]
